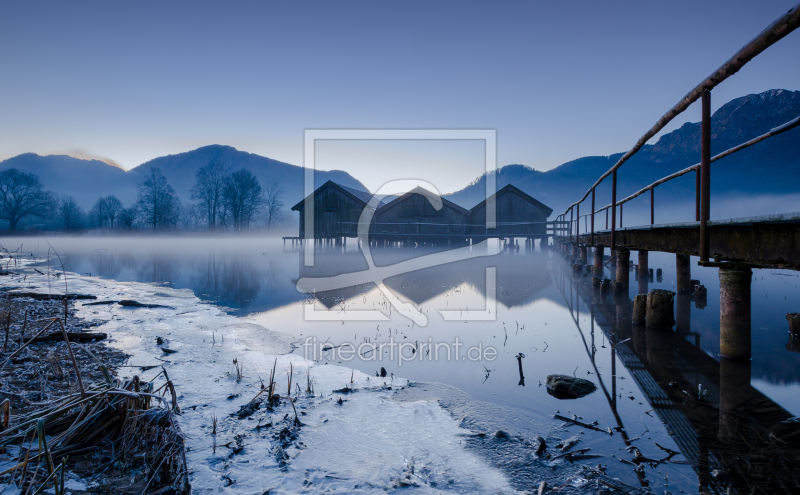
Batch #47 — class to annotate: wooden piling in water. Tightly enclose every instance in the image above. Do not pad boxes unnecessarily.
[676,254,692,293]
[719,265,752,360]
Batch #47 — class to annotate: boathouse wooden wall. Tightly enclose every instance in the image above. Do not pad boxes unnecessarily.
[292,182,367,238]
[470,187,551,237]
[373,192,469,237]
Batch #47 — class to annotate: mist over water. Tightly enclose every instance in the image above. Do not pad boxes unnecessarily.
[7,235,800,493]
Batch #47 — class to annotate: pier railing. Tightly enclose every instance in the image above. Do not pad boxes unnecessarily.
[555,3,800,262]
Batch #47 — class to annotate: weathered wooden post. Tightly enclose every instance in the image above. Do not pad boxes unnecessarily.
[616,296,632,338]
[719,356,753,443]
[611,170,617,250]
[638,250,649,295]
[590,188,595,246]
[699,90,711,262]
[570,207,574,244]
[787,313,800,352]
[650,188,654,225]
[695,168,701,222]
[788,313,800,334]
[593,245,604,279]
[676,292,692,338]
[676,254,692,293]
[646,324,674,371]
[614,249,630,293]
[632,294,647,325]
[719,265,751,360]
[646,289,675,329]
[580,245,588,265]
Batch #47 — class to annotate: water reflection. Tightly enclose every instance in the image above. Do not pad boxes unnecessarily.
[40,237,300,315]
[556,253,800,494]
[19,236,800,493]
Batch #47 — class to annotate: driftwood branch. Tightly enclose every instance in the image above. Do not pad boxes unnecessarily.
[554,414,612,435]
[32,332,107,343]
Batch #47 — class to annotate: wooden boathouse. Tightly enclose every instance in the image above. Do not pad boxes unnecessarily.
[470,184,553,238]
[290,180,374,240]
[373,186,470,238]
[289,180,554,246]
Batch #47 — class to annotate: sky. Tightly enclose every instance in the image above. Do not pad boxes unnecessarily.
[1,0,799,193]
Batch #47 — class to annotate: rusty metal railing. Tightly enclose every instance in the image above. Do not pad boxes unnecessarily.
[556,3,800,261]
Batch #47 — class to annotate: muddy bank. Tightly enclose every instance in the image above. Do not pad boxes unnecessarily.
[0,291,188,494]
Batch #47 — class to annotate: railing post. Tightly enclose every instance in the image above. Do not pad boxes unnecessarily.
[611,169,617,250]
[650,188,654,225]
[570,207,574,244]
[700,90,711,262]
[576,203,580,243]
[606,208,608,229]
[620,203,623,228]
[695,169,701,221]
[591,188,595,246]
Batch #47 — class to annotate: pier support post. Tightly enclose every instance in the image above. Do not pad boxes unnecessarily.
[571,244,579,261]
[614,249,630,291]
[719,356,753,443]
[676,254,692,293]
[676,292,692,338]
[637,250,649,295]
[719,265,752,360]
[593,246,604,279]
[580,246,588,265]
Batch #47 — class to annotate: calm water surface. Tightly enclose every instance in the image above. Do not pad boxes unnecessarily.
[10,235,800,494]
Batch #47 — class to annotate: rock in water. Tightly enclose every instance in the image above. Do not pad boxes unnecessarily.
[545,374,597,399]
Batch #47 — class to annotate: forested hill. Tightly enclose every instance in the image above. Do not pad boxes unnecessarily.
[0,145,367,211]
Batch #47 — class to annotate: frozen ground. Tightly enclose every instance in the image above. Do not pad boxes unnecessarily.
[7,267,521,494]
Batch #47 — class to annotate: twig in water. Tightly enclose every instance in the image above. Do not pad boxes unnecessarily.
[1,312,11,352]
[306,368,314,394]
[287,362,293,396]
[233,357,244,382]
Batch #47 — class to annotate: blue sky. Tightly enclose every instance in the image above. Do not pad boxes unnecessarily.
[1,1,798,193]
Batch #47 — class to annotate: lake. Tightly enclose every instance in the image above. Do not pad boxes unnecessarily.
[7,234,800,494]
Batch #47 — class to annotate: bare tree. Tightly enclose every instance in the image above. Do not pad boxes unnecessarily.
[137,167,181,229]
[118,206,138,229]
[104,195,123,227]
[57,195,85,231]
[191,160,229,231]
[90,195,124,228]
[0,168,55,231]
[263,179,285,229]
[178,204,200,230]
[222,168,263,231]
[89,197,107,227]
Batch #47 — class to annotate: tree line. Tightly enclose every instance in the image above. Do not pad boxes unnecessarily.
[0,160,285,232]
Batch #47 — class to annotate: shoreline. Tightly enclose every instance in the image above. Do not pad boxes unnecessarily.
[0,284,189,494]
[2,261,652,494]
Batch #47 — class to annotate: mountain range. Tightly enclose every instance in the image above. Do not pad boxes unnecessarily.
[446,89,800,221]
[1,89,798,227]
[0,147,366,213]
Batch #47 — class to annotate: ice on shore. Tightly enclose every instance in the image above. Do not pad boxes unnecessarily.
[13,268,518,494]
